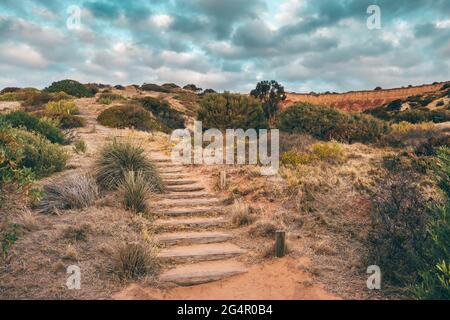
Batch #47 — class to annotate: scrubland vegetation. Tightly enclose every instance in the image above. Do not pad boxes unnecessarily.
[1,79,448,300]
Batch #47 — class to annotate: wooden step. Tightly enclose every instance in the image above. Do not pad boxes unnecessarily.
[156,207,223,217]
[155,198,223,207]
[164,192,215,200]
[155,217,227,229]
[160,174,190,179]
[167,185,205,192]
[159,260,247,286]
[158,169,183,174]
[152,158,171,163]
[158,231,233,246]
[159,243,246,262]
[164,179,198,186]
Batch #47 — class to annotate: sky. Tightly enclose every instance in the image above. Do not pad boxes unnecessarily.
[0,0,449,93]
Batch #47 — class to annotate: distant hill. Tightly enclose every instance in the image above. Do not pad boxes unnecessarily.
[282,82,450,112]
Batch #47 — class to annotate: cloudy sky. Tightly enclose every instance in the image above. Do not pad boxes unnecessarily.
[0,0,449,93]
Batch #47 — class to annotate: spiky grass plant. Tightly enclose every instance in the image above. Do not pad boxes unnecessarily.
[95,139,164,192]
[37,172,99,214]
[113,242,160,279]
[120,171,150,213]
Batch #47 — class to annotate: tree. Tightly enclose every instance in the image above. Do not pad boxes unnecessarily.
[250,80,286,120]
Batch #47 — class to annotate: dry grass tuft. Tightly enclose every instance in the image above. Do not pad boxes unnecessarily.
[249,220,279,238]
[229,200,255,226]
[62,224,92,242]
[113,242,160,279]
[36,172,99,214]
[95,139,164,192]
[120,171,150,214]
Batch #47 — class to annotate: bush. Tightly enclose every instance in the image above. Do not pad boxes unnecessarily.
[198,93,268,130]
[113,243,160,279]
[45,79,93,98]
[97,104,165,132]
[0,127,67,182]
[140,83,170,93]
[45,100,79,115]
[413,147,450,299]
[36,173,98,214]
[280,141,346,167]
[183,84,202,92]
[161,83,180,90]
[120,171,150,213]
[393,109,450,124]
[366,171,432,285]
[0,111,65,144]
[20,91,73,111]
[0,92,18,101]
[278,103,387,143]
[95,139,164,192]
[0,87,21,94]
[97,93,124,105]
[59,114,85,129]
[140,97,185,130]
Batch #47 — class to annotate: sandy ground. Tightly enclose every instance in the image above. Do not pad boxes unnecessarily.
[114,257,340,300]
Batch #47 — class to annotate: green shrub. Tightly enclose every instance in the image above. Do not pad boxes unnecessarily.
[198,93,268,130]
[59,114,85,129]
[0,127,67,182]
[366,171,432,286]
[278,103,387,143]
[120,171,150,213]
[392,109,450,124]
[140,83,170,93]
[95,139,164,192]
[14,129,67,177]
[97,93,124,105]
[1,111,65,144]
[0,92,18,101]
[45,100,79,115]
[161,83,180,90]
[45,79,93,98]
[20,91,73,111]
[413,147,450,299]
[280,141,346,167]
[140,97,185,130]
[97,104,165,132]
[381,122,439,149]
[0,87,20,94]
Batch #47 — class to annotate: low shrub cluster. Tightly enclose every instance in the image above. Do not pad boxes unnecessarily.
[198,93,268,130]
[280,140,346,167]
[45,79,94,98]
[45,100,79,115]
[140,97,185,130]
[0,111,65,144]
[97,104,164,132]
[381,122,449,153]
[20,91,73,111]
[367,147,450,299]
[0,127,67,186]
[140,83,170,93]
[278,103,388,143]
[97,93,124,105]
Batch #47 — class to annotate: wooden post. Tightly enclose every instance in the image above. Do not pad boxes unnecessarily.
[275,230,286,258]
[219,170,226,190]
